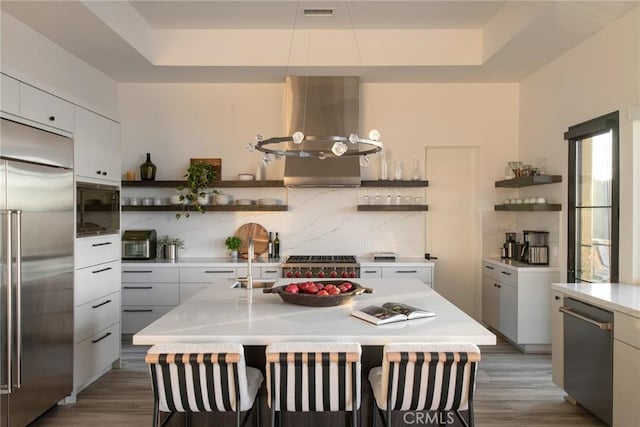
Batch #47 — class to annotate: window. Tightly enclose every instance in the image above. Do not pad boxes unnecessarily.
[565,112,619,283]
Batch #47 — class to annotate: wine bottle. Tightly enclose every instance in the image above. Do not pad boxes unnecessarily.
[140,152,157,181]
[267,232,274,259]
[273,233,280,259]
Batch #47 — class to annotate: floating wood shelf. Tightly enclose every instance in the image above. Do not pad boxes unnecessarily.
[494,204,561,211]
[360,180,428,187]
[122,205,288,212]
[121,180,285,188]
[495,175,562,188]
[357,204,429,212]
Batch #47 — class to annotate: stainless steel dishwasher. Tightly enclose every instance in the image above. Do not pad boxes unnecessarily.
[560,297,613,426]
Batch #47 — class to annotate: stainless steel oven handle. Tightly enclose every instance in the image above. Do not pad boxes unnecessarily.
[1,210,12,394]
[559,306,612,330]
[14,210,22,388]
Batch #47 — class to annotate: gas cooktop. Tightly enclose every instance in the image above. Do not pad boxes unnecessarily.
[284,255,358,264]
[282,255,360,279]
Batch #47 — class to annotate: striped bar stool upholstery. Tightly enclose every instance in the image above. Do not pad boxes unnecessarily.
[368,343,481,427]
[265,342,361,427]
[145,343,263,427]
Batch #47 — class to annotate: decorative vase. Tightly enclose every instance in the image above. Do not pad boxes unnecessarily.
[411,159,421,180]
[162,244,177,260]
[140,152,157,181]
[230,250,238,260]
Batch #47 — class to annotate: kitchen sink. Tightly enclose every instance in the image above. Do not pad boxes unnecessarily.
[231,278,276,289]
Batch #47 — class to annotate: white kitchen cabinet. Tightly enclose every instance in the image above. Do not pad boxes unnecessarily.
[121,266,179,334]
[613,312,640,427]
[74,108,120,182]
[360,267,382,279]
[381,266,433,287]
[19,82,74,132]
[1,73,20,115]
[551,290,564,388]
[74,236,121,394]
[481,260,558,352]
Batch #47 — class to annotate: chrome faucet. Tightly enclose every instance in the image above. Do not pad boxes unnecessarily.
[246,237,254,304]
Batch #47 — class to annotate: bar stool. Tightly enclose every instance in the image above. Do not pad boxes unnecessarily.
[368,342,481,427]
[265,342,362,427]
[145,343,263,427]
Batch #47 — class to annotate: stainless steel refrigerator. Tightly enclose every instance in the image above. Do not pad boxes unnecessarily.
[1,118,74,426]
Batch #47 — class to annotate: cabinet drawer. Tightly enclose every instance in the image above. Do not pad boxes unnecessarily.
[615,312,640,349]
[76,235,120,268]
[180,267,237,282]
[1,74,20,115]
[75,291,120,343]
[122,282,179,306]
[122,267,179,283]
[122,305,174,334]
[75,322,119,391]
[360,267,381,278]
[260,267,282,279]
[76,261,120,306]
[482,262,501,281]
[382,267,432,284]
[20,83,74,132]
[496,268,516,287]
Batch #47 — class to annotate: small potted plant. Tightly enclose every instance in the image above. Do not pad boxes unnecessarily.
[176,161,219,219]
[158,235,185,260]
[225,236,242,259]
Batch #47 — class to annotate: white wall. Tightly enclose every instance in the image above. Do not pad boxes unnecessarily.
[0,11,118,118]
[119,82,519,258]
[518,8,640,283]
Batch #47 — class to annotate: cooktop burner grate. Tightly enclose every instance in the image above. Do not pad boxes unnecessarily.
[285,255,357,264]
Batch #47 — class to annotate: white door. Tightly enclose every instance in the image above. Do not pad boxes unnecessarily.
[425,146,479,317]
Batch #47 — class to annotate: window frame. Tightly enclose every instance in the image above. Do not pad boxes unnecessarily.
[565,111,619,283]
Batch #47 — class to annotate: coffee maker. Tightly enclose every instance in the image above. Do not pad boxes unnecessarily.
[523,230,549,265]
[501,232,518,259]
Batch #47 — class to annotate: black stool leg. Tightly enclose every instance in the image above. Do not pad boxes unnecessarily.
[152,399,159,427]
[185,411,191,427]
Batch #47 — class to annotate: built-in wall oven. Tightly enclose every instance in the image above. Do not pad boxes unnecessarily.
[76,182,120,237]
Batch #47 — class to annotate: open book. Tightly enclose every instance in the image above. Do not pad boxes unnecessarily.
[351,302,436,325]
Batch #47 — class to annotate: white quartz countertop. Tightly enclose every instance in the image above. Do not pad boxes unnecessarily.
[123,257,283,268]
[133,278,495,346]
[483,257,560,272]
[552,282,640,318]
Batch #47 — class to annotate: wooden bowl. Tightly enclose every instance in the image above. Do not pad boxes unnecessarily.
[263,280,373,307]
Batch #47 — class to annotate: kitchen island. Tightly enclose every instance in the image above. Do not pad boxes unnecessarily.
[133,278,495,346]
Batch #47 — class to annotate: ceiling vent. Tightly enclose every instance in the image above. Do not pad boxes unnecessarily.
[303,8,334,17]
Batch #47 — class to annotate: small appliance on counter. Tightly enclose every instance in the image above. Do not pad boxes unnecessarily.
[501,232,519,260]
[122,229,157,260]
[373,252,396,262]
[522,230,549,265]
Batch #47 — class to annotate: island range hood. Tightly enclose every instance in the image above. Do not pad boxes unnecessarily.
[283,76,362,187]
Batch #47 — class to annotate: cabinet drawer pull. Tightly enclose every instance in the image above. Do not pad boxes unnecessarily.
[102,171,107,176]
[500,271,512,276]
[485,265,495,270]
[123,286,153,290]
[124,309,153,313]
[395,270,418,273]
[92,332,112,344]
[92,267,112,274]
[555,296,560,301]
[91,299,112,309]
[364,270,378,274]
[264,270,278,273]
[123,270,153,273]
[49,116,55,122]
[204,270,235,274]
[91,242,112,247]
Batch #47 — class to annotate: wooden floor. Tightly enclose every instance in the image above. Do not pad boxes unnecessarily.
[31,337,604,427]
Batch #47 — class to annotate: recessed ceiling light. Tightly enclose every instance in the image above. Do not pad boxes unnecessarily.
[303,8,334,17]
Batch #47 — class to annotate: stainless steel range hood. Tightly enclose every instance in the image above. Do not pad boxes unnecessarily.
[283,76,362,187]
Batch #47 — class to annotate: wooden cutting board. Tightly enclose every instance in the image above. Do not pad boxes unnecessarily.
[234,223,268,259]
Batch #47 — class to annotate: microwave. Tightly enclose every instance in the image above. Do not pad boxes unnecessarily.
[122,230,157,260]
[76,182,120,237]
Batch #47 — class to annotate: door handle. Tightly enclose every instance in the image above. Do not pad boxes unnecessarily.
[559,306,612,330]
[1,211,13,394]
[14,210,22,389]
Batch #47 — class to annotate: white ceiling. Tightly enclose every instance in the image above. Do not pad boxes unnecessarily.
[1,0,637,83]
